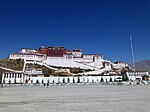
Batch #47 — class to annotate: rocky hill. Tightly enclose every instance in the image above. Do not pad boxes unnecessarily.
[130,60,150,73]
[0,59,84,79]
[0,58,24,71]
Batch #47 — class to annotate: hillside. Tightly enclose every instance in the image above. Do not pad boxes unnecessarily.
[0,59,82,77]
[130,60,150,73]
[0,58,24,71]
[0,59,55,76]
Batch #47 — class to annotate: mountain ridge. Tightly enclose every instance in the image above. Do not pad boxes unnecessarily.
[130,60,150,73]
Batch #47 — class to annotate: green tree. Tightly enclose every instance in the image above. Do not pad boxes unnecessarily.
[97,79,99,83]
[42,79,44,84]
[25,79,28,84]
[73,77,75,83]
[9,80,11,84]
[92,79,94,83]
[67,78,70,83]
[109,77,112,82]
[101,77,104,82]
[52,79,54,84]
[31,80,33,84]
[77,77,80,83]
[106,79,108,83]
[36,79,40,84]
[63,78,65,83]
[47,80,50,84]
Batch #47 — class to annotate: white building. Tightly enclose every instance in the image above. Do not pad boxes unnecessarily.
[8,47,131,75]
[72,49,82,58]
[122,71,149,81]
[43,54,104,70]
[2,72,24,84]
[24,68,43,77]
[114,61,128,68]
[9,48,46,61]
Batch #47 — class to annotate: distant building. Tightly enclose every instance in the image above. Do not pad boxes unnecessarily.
[72,49,82,58]
[114,61,128,67]
[9,48,46,61]
[122,71,149,81]
[103,61,111,69]
[25,68,43,77]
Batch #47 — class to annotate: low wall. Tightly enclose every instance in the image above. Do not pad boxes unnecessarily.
[27,76,121,84]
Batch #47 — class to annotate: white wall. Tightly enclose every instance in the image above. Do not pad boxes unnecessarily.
[43,57,105,70]
[26,75,121,84]
[9,53,46,61]
[2,73,24,84]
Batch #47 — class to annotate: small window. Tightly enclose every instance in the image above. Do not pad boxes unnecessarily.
[12,74,14,78]
[9,74,11,78]
[16,74,18,78]
[18,74,20,78]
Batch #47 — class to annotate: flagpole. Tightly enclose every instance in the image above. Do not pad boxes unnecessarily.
[130,35,136,71]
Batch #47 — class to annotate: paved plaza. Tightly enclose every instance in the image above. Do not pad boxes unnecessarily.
[0,85,150,112]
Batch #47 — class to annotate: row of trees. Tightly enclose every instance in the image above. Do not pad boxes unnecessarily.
[26,77,119,84]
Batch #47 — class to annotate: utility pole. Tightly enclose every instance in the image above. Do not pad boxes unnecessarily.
[130,35,136,71]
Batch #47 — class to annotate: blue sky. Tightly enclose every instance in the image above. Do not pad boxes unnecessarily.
[0,0,150,63]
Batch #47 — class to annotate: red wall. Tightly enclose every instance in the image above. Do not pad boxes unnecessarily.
[39,47,67,57]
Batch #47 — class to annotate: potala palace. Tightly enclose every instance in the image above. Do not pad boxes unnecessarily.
[9,46,129,74]
[1,46,149,85]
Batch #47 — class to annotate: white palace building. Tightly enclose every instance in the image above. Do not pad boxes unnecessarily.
[1,46,149,84]
[9,47,128,71]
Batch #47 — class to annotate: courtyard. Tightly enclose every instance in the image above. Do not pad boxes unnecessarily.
[0,85,150,112]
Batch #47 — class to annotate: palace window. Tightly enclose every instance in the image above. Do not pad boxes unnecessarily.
[12,74,14,78]
[9,74,11,78]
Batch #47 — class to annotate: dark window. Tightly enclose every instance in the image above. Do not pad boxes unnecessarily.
[4,74,6,78]
[12,74,14,78]
[16,74,18,78]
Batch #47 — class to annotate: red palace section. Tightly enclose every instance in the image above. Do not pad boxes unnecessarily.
[39,46,67,57]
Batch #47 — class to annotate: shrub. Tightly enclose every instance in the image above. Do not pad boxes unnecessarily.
[52,80,54,84]
[77,77,80,83]
[109,77,112,82]
[62,78,65,83]
[100,77,104,82]
[9,80,11,84]
[72,78,75,83]
[36,79,40,84]
[92,79,94,83]
[42,79,44,84]
[31,80,33,84]
[67,78,70,83]
[25,79,29,84]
